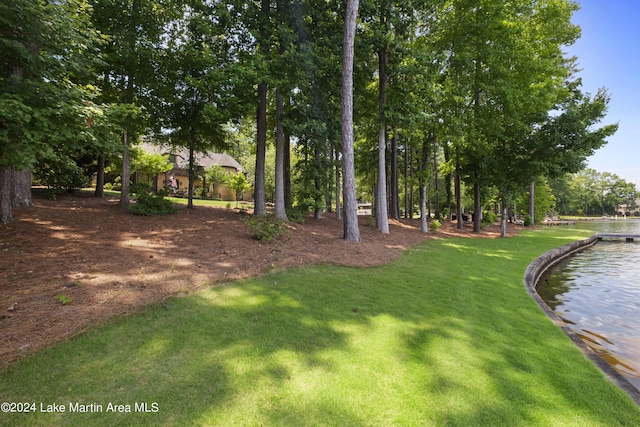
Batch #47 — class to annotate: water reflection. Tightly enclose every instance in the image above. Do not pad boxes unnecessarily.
[537,219,640,391]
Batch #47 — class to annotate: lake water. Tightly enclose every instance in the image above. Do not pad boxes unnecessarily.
[537,219,640,391]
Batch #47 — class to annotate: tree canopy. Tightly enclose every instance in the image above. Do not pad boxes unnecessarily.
[1,0,618,237]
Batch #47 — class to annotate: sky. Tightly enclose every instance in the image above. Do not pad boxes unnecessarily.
[565,0,640,187]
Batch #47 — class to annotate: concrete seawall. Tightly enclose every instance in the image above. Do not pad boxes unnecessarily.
[523,235,640,405]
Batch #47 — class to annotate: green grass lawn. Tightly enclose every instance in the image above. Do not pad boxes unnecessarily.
[1,228,638,426]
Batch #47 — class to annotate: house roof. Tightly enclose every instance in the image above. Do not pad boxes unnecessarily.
[140,142,245,173]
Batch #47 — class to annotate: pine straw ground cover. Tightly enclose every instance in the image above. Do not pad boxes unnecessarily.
[0,191,514,370]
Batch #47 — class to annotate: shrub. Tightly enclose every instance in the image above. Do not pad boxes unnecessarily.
[129,191,178,216]
[244,214,288,242]
[523,215,533,227]
[429,219,442,232]
[482,211,497,227]
[286,206,308,224]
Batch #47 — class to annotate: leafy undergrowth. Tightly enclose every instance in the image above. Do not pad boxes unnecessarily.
[1,228,638,426]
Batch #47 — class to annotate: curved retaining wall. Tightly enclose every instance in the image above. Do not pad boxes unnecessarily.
[524,235,640,405]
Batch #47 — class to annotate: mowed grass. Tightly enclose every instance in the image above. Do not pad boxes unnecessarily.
[1,228,639,426]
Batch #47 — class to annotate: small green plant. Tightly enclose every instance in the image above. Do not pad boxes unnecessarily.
[286,206,308,224]
[482,211,498,227]
[244,214,288,241]
[129,191,178,216]
[524,215,533,226]
[429,219,442,232]
[54,294,72,305]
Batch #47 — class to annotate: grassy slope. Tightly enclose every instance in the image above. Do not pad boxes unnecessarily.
[1,228,639,426]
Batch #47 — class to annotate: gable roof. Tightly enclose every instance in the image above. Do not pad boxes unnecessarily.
[140,142,245,173]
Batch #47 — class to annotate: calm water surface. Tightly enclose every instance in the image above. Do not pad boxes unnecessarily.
[537,219,640,390]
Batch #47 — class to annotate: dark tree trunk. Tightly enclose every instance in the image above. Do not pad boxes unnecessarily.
[284,134,291,209]
[254,82,267,216]
[473,179,481,233]
[334,143,341,221]
[95,152,105,197]
[0,168,14,224]
[187,128,196,209]
[455,164,463,229]
[0,168,32,224]
[120,130,131,207]
[443,144,452,218]
[274,88,287,220]
[253,0,269,217]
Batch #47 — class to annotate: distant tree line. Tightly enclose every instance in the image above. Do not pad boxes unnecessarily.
[1,0,617,239]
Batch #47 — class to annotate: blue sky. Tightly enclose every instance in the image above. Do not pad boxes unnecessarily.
[565,0,640,187]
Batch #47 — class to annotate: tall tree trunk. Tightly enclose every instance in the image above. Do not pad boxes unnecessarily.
[335,143,342,221]
[12,169,32,208]
[187,128,196,209]
[284,134,291,209]
[473,178,481,233]
[95,153,105,197]
[376,47,389,234]
[120,129,131,207]
[455,163,462,229]
[254,82,267,216]
[409,148,414,220]
[341,0,361,242]
[404,145,408,219]
[389,134,399,220]
[254,0,269,217]
[443,143,452,219]
[0,168,14,224]
[529,179,535,225]
[314,146,323,219]
[274,88,288,220]
[433,147,440,220]
[420,137,430,232]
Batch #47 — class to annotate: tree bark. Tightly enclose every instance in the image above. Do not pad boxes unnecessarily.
[389,134,399,220]
[274,88,288,220]
[455,164,462,229]
[253,0,269,217]
[254,82,267,216]
[473,179,481,233]
[95,152,105,197]
[335,143,342,221]
[341,0,361,242]
[187,128,196,209]
[120,130,131,207]
[0,168,14,224]
[529,179,535,225]
[376,46,389,234]
[12,169,32,208]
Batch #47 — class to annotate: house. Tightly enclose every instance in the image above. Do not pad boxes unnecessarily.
[140,143,249,201]
[618,198,640,216]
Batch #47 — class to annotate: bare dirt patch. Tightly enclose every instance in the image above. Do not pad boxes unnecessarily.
[0,191,519,370]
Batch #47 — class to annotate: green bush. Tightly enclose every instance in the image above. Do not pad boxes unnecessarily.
[482,211,497,226]
[524,215,533,226]
[129,191,178,216]
[429,219,442,232]
[286,206,308,224]
[244,214,288,242]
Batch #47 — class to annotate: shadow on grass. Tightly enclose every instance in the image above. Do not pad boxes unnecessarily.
[0,229,638,426]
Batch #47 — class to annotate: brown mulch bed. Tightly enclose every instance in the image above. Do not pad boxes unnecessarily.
[0,191,520,371]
